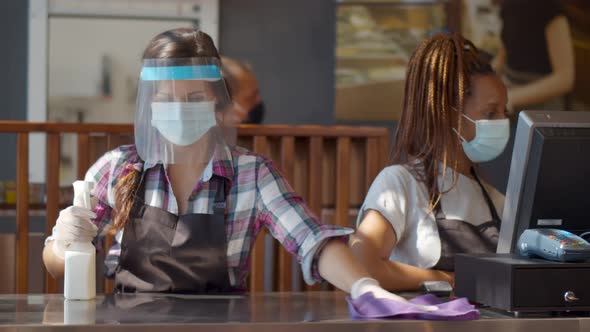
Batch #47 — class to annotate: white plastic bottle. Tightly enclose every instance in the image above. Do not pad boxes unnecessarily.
[64,181,96,300]
[64,298,96,324]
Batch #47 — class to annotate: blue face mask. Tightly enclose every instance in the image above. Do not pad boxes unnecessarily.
[454,114,510,163]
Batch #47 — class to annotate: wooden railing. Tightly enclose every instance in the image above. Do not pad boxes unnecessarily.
[0,122,390,294]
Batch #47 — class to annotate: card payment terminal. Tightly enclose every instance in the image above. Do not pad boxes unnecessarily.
[517,229,590,262]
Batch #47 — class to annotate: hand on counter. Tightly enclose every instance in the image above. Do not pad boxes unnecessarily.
[351,277,438,311]
[435,271,455,289]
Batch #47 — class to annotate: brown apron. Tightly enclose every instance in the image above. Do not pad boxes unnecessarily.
[114,173,232,293]
[433,169,501,272]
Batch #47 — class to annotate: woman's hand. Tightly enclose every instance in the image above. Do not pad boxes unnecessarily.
[53,206,98,244]
[351,277,438,311]
[434,271,455,288]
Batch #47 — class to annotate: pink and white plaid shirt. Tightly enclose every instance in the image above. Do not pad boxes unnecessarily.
[85,144,352,290]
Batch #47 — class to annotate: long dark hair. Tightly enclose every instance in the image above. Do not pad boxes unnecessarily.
[390,33,494,210]
[111,28,221,232]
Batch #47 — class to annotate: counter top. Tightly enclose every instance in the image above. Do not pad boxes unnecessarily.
[1,292,589,331]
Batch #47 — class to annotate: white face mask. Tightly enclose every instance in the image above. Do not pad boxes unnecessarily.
[150,102,216,146]
[454,114,510,163]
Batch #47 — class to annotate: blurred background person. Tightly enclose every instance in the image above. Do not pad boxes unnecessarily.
[481,0,575,194]
[492,0,575,113]
[221,56,265,125]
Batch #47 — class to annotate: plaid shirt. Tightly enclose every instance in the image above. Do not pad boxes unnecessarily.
[84,144,352,289]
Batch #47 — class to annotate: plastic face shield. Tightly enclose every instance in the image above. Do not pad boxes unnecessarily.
[135,58,236,165]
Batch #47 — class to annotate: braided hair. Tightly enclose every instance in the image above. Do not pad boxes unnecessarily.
[390,33,495,210]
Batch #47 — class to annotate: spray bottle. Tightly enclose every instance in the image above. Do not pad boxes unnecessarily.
[63,181,96,300]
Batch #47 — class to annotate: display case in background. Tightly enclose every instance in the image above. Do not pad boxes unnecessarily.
[461,0,590,111]
[335,0,457,122]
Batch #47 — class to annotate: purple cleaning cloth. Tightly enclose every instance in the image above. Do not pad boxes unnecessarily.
[347,293,480,321]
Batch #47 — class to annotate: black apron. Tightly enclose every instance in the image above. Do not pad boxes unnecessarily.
[433,169,501,271]
[114,173,233,293]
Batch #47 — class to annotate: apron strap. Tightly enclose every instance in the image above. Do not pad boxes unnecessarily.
[130,170,148,218]
[212,176,227,214]
[131,166,227,217]
[470,168,501,224]
[434,169,501,224]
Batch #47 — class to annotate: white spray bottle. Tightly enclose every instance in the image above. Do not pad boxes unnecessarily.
[63,181,96,300]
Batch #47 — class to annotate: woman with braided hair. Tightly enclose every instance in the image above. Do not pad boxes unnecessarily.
[350,33,509,291]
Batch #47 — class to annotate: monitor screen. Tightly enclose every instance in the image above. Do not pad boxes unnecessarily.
[497,111,590,253]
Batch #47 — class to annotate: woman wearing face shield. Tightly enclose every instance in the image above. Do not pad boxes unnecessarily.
[350,33,509,291]
[41,29,428,305]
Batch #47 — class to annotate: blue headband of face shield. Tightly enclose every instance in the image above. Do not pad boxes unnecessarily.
[140,65,222,81]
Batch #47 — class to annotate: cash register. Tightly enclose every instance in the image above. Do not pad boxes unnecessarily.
[455,111,590,314]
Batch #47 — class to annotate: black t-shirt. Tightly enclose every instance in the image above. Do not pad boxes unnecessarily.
[501,0,565,74]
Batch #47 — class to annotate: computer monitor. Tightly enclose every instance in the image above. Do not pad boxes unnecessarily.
[497,111,590,254]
